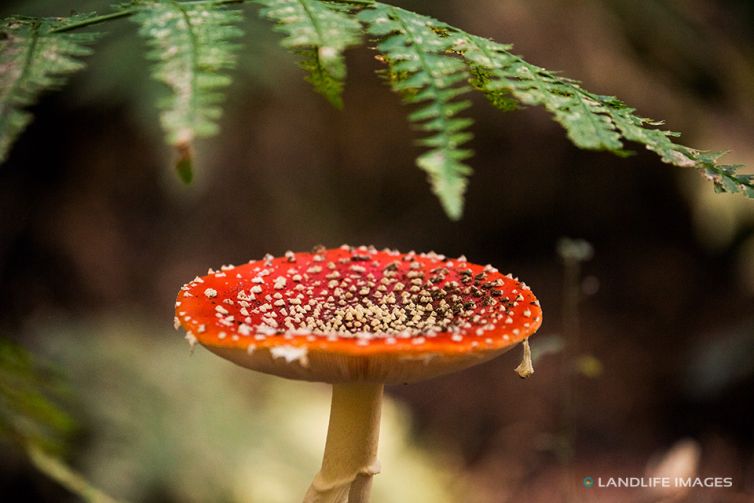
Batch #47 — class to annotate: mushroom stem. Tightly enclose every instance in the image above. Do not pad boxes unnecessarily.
[304,382,384,503]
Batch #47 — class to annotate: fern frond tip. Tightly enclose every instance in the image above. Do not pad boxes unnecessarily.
[0,15,99,163]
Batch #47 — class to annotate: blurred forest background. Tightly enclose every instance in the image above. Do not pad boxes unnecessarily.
[1,0,754,501]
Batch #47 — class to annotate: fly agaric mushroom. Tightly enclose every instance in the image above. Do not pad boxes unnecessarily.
[174,245,541,502]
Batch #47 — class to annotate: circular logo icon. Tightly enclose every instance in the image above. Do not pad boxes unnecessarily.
[583,476,595,488]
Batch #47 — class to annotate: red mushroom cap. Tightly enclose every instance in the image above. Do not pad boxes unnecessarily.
[175,246,542,384]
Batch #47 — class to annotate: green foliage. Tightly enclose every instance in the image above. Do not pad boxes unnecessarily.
[604,103,754,197]
[0,338,123,502]
[454,33,754,197]
[0,15,98,163]
[0,338,72,454]
[359,5,473,220]
[0,0,751,217]
[457,35,627,152]
[254,0,362,108]
[129,0,244,180]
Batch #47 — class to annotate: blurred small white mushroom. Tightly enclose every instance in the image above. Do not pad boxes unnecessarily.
[645,438,701,500]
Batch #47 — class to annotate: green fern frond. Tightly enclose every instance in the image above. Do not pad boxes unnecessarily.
[0,15,98,163]
[359,4,473,220]
[0,339,73,455]
[455,33,754,197]
[0,1,750,216]
[455,35,624,151]
[254,0,362,108]
[130,0,243,182]
[603,99,754,196]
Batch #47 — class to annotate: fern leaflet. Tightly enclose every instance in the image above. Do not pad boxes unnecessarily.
[254,0,362,108]
[0,15,98,163]
[130,0,243,182]
[359,4,473,220]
